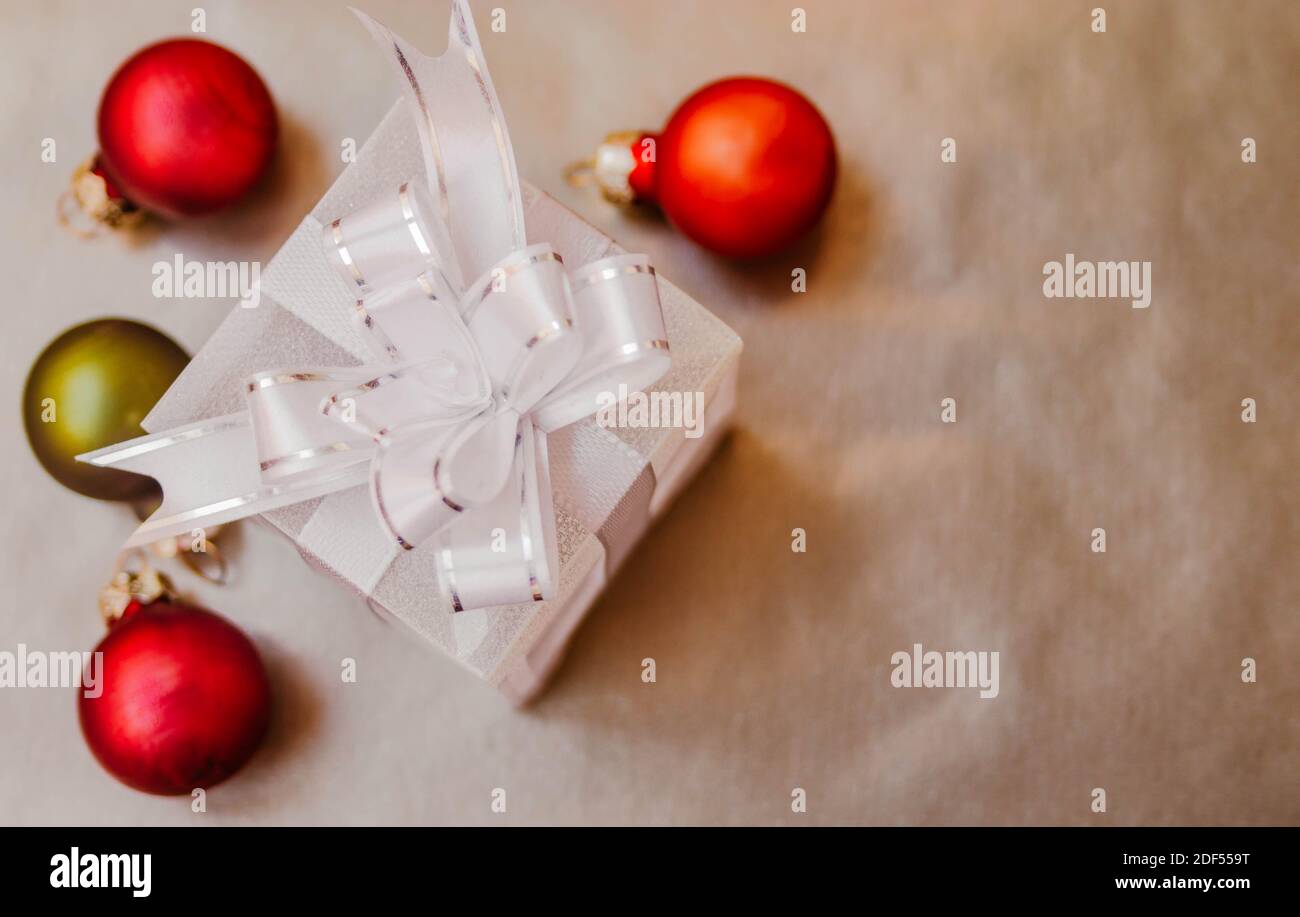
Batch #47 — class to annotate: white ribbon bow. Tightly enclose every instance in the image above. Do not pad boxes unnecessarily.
[80,1,671,613]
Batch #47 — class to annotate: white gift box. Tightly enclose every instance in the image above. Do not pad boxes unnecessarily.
[141,99,742,704]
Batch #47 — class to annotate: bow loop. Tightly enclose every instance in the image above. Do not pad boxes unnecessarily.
[461,244,584,413]
[533,254,671,433]
[321,180,458,299]
[245,370,374,484]
[319,356,491,443]
[434,421,559,612]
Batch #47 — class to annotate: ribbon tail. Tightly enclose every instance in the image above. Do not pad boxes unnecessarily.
[351,0,526,286]
[446,0,527,247]
[77,413,371,548]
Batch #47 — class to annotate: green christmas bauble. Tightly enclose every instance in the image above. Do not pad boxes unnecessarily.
[23,319,189,501]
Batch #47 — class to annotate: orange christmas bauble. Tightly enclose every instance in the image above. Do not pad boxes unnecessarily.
[636,78,837,259]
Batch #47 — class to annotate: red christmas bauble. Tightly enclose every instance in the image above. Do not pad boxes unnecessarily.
[638,78,836,259]
[97,38,277,218]
[79,602,271,795]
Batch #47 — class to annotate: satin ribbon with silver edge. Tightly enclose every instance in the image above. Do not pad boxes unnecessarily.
[78,0,671,613]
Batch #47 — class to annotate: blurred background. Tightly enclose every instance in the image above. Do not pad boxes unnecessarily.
[1,0,1297,825]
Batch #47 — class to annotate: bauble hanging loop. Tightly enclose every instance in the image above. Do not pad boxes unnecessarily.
[98,549,172,626]
[57,156,144,239]
[564,130,649,205]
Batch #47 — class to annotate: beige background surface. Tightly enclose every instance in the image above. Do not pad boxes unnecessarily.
[1,0,1296,825]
